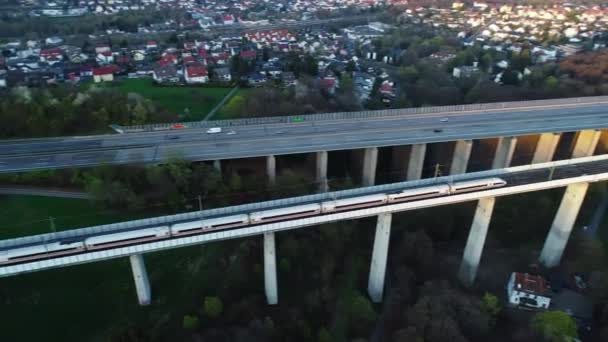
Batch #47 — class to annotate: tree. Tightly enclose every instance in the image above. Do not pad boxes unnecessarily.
[223,95,246,117]
[182,315,200,330]
[544,76,559,90]
[350,293,377,324]
[481,292,501,326]
[318,327,333,342]
[397,65,419,83]
[203,296,224,319]
[531,311,578,342]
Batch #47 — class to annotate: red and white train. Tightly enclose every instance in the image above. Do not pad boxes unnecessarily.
[0,177,506,266]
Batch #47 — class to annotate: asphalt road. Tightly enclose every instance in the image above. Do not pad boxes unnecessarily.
[1,100,608,173]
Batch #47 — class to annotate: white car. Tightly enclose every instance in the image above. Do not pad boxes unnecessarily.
[440,117,449,123]
[227,130,236,135]
[206,127,222,134]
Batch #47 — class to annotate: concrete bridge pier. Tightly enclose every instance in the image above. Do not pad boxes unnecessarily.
[316,151,328,192]
[213,160,222,174]
[492,137,517,169]
[362,147,378,186]
[450,140,473,175]
[407,144,427,181]
[367,213,392,303]
[539,182,590,268]
[264,232,278,305]
[572,129,601,158]
[266,155,276,186]
[129,254,151,306]
[532,133,561,164]
[458,197,495,287]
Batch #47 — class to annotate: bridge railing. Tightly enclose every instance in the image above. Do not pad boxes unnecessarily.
[3,154,608,250]
[113,96,608,134]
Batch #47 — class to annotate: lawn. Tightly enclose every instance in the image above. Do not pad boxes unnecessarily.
[213,88,255,120]
[0,195,135,239]
[0,195,239,342]
[112,79,233,121]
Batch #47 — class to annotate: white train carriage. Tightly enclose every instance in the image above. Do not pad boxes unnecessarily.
[388,184,451,203]
[250,204,321,223]
[321,194,388,213]
[171,214,249,235]
[449,177,506,194]
[84,226,170,249]
[0,240,85,264]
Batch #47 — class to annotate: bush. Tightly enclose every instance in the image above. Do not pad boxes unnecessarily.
[531,311,577,342]
[182,315,199,330]
[203,296,224,319]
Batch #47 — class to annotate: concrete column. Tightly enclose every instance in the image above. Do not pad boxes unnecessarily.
[532,133,560,164]
[540,182,590,268]
[264,232,278,305]
[129,254,151,306]
[492,136,517,169]
[368,213,392,303]
[316,151,328,192]
[213,160,222,174]
[407,144,426,181]
[362,147,378,186]
[458,197,496,287]
[572,130,601,158]
[450,140,473,175]
[266,155,276,186]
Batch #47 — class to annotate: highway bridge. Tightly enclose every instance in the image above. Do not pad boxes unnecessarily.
[1,97,608,184]
[1,154,607,305]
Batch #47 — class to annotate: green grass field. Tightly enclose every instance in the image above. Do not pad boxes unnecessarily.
[113,79,233,121]
[213,88,255,120]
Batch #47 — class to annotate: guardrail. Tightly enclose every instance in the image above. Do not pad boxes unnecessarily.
[112,96,608,134]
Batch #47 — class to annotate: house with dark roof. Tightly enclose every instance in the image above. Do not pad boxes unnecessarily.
[153,64,179,83]
[214,67,231,82]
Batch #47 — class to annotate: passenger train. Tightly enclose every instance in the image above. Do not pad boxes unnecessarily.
[0,177,506,266]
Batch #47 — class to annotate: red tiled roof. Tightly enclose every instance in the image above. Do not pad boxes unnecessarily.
[186,65,208,78]
[93,65,119,75]
[514,272,549,295]
[240,50,257,58]
[40,48,63,57]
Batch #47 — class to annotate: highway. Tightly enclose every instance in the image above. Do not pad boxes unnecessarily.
[1,97,608,173]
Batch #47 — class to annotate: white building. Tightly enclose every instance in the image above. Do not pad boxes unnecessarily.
[507,272,552,309]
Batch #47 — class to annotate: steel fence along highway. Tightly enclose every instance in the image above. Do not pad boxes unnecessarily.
[1,154,608,279]
[113,96,608,133]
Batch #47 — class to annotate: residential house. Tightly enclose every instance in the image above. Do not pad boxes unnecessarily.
[453,65,480,78]
[95,44,111,54]
[153,64,179,83]
[132,50,146,62]
[184,65,209,84]
[248,73,267,86]
[96,51,114,64]
[507,272,552,309]
[223,14,235,25]
[92,65,117,83]
[145,41,158,50]
[39,48,63,63]
[0,70,6,88]
[214,67,231,82]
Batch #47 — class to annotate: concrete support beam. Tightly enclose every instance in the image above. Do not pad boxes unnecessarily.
[540,182,590,268]
[316,151,328,193]
[368,213,392,303]
[458,197,496,287]
[407,144,426,181]
[362,147,378,186]
[450,140,473,175]
[492,136,517,169]
[266,155,276,186]
[213,160,222,174]
[264,232,278,305]
[129,254,151,306]
[532,133,561,164]
[572,130,601,158]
